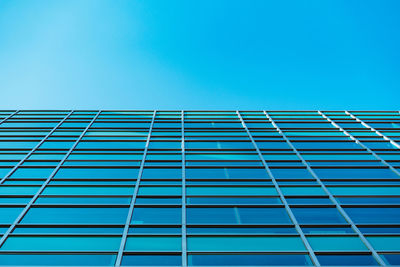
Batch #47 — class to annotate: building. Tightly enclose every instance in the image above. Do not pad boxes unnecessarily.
[0,110,399,266]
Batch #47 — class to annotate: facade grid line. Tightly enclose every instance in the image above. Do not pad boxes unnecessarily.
[318,111,400,177]
[345,110,400,150]
[114,110,157,267]
[236,111,321,267]
[0,110,102,248]
[181,111,188,267]
[0,110,19,125]
[0,110,74,184]
[264,111,387,266]
[0,110,400,266]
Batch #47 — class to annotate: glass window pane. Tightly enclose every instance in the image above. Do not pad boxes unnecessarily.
[122,255,181,266]
[292,208,347,224]
[187,207,291,224]
[187,236,305,251]
[345,208,400,224]
[21,207,128,224]
[0,254,116,266]
[317,255,378,266]
[308,236,367,251]
[188,254,312,266]
[368,236,400,251]
[0,207,23,224]
[131,208,181,224]
[0,236,120,251]
[187,187,276,196]
[42,186,134,195]
[125,237,181,251]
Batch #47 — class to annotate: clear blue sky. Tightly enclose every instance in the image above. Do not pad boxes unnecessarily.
[0,0,399,110]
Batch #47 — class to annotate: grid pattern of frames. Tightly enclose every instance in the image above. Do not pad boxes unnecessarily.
[0,110,399,267]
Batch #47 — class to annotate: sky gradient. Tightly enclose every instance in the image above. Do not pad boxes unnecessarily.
[0,0,399,110]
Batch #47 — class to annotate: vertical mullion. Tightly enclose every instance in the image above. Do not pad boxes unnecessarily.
[319,111,400,177]
[0,110,102,248]
[236,111,321,267]
[345,111,400,150]
[115,110,157,267]
[181,110,187,267]
[266,111,386,266]
[0,110,74,184]
[0,110,19,124]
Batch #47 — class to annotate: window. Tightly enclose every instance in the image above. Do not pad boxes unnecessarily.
[122,255,181,266]
[188,254,312,266]
[0,254,116,266]
[131,208,181,224]
[0,236,120,251]
[187,207,291,224]
[317,255,378,266]
[125,237,181,251]
[21,207,128,224]
[292,208,347,224]
[187,236,305,251]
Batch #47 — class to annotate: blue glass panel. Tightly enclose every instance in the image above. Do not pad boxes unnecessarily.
[42,186,134,195]
[0,207,23,224]
[188,254,312,266]
[187,227,297,234]
[121,255,181,266]
[345,208,400,224]
[270,168,313,179]
[186,168,269,179]
[39,141,75,149]
[187,197,281,204]
[186,141,254,149]
[131,208,181,224]
[76,141,146,149]
[21,207,128,224]
[360,227,400,234]
[292,208,347,224]
[0,168,12,176]
[135,197,181,204]
[293,141,363,150]
[55,168,139,179]
[302,227,354,234]
[141,168,181,179]
[0,254,116,266]
[187,207,291,224]
[13,227,123,234]
[381,254,400,265]
[313,168,400,179]
[0,186,39,195]
[125,236,181,251]
[255,142,292,150]
[10,168,55,178]
[0,236,120,251]
[148,142,181,149]
[0,141,38,149]
[317,255,378,266]
[338,197,400,204]
[129,227,181,234]
[36,196,131,204]
[187,236,305,251]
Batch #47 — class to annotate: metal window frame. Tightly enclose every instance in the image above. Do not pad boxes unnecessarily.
[236,111,321,267]
[0,110,102,248]
[319,111,400,178]
[345,111,400,151]
[0,111,74,184]
[266,111,386,266]
[114,110,157,267]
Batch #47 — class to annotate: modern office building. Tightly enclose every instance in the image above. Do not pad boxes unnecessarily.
[0,110,399,266]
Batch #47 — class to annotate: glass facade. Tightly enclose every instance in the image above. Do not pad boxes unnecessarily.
[0,110,399,266]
